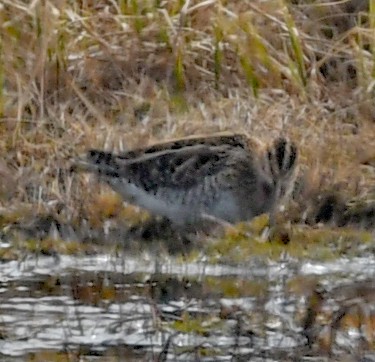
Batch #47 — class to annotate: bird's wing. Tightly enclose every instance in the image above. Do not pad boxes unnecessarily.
[85,144,238,192]
[118,133,252,159]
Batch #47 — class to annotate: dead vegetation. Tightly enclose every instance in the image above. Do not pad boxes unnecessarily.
[0,0,375,245]
[301,279,375,354]
[3,4,375,360]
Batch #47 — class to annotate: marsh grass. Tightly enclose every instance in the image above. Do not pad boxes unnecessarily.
[0,0,374,250]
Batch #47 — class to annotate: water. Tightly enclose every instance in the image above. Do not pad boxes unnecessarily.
[0,250,374,360]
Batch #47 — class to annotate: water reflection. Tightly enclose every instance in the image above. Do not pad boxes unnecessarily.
[0,254,374,360]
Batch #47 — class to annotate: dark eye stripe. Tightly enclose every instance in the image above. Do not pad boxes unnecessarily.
[287,144,298,170]
[275,138,287,170]
[266,138,298,178]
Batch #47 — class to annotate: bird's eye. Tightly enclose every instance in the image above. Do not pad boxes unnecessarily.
[261,181,273,197]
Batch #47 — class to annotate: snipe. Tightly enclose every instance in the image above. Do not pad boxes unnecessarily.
[73,133,298,227]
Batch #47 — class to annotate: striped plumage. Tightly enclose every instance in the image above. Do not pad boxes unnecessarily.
[74,133,298,227]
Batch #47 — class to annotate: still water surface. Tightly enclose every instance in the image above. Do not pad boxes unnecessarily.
[1,249,375,361]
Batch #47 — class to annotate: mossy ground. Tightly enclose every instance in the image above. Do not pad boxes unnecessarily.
[1,2,375,358]
[1,1,374,239]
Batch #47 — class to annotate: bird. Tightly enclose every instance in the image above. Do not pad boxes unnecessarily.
[73,133,298,229]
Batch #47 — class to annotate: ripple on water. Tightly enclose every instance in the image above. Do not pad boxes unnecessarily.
[0,253,374,360]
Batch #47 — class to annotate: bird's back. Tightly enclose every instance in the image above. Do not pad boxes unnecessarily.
[74,133,298,226]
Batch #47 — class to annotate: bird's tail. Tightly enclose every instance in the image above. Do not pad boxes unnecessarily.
[71,150,121,177]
